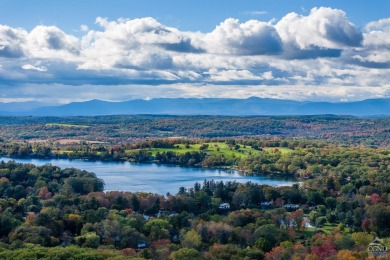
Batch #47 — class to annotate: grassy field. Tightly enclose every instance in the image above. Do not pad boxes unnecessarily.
[57,150,74,154]
[127,142,294,159]
[45,123,90,128]
[263,147,294,154]
[304,222,349,236]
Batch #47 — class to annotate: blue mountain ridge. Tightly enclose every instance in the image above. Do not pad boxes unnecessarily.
[0,97,389,116]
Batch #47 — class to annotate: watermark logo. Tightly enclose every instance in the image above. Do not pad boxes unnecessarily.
[368,237,388,258]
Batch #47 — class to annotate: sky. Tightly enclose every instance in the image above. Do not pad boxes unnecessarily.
[0,0,389,103]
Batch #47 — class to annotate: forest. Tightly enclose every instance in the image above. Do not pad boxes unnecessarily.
[0,115,389,259]
[0,115,389,147]
[0,154,389,259]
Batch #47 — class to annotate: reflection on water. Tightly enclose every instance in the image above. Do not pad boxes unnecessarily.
[0,157,296,195]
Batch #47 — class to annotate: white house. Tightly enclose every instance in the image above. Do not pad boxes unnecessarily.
[218,203,231,210]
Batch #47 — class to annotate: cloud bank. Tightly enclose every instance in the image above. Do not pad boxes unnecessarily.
[0,7,389,103]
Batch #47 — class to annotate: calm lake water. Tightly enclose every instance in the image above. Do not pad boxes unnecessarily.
[0,157,296,195]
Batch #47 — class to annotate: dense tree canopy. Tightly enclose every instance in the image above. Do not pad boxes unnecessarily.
[0,114,390,259]
[0,152,388,259]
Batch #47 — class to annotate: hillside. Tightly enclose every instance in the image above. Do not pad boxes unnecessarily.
[1,97,390,116]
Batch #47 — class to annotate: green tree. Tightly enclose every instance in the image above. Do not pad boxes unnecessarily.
[9,225,58,246]
[181,229,202,249]
[335,235,355,250]
[367,204,390,237]
[75,232,100,248]
[351,232,374,248]
[253,224,288,252]
[171,248,201,260]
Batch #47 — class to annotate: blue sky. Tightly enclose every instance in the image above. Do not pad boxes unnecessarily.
[1,0,388,32]
[0,0,389,103]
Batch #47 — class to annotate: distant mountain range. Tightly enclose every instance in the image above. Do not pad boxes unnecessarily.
[0,97,389,116]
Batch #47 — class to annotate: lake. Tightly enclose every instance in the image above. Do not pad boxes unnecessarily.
[0,157,297,195]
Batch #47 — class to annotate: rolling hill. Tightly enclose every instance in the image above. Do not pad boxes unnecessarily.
[0,97,389,116]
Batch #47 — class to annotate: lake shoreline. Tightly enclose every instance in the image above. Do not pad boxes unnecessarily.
[1,154,297,179]
[0,157,298,194]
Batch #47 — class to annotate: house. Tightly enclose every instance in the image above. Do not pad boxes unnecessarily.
[137,242,148,249]
[284,204,300,211]
[168,212,179,217]
[156,211,179,218]
[218,203,231,210]
[260,201,272,207]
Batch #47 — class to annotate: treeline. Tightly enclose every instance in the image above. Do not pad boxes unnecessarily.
[0,160,389,259]
[2,139,390,181]
[1,115,390,147]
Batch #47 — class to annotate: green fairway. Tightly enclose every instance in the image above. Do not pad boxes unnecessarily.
[263,147,294,154]
[125,142,295,159]
[46,123,90,128]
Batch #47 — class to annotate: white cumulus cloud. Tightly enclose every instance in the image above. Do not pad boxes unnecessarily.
[198,18,282,55]
[364,18,390,47]
[275,7,363,58]
[79,17,199,70]
[0,25,27,58]
[27,25,80,60]
[0,7,389,102]
[22,64,47,72]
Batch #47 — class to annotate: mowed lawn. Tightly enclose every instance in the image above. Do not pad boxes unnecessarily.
[126,142,293,159]
[263,147,294,154]
[46,123,90,128]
